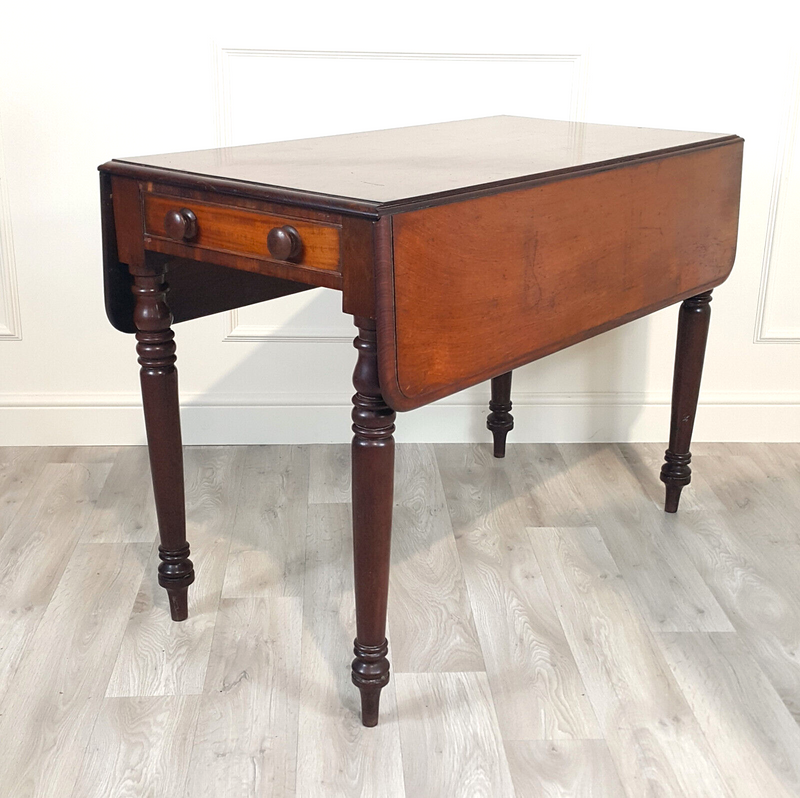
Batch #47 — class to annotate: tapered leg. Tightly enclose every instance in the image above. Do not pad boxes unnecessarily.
[487,371,514,458]
[132,272,194,620]
[350,317,395,726]
[660,290,713,513]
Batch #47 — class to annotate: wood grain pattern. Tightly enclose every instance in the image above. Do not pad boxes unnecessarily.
[222,446,309,599]
[0,612,41,708]
[558,444,733,633]
[504,740,625,798]
[0,447,50,536]
[622,444,800,723]
[81,447,157,544]
[436,444,600,741]
[70,695,201,798]
[0,542,149,798]
[110,116,736,210]
[143,193,341,272]
[529,526,733,798]
[700,454,799,548]
[394,672,515,798]
[110,175,146,270]
[657,632,800,798]
[308,443,350,504]
[187,597,301,797]
[145,234,343,291]
[341,215,377,318]
[0,462,110,709]
[379,141,742,410]
[389,444,484,673]
[744,442,800,485]
[106,448,246,697]
[102,173,317,334]
[297,503,405,797]
[4,444,800,797]
[0,463,111,616]
[41,446,121,464]
[503,443,592,528]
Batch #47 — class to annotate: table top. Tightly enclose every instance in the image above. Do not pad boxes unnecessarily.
[102,116,743,412]
[115,116,736,209]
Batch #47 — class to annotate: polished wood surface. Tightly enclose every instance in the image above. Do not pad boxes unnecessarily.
[661,291,713,512]
[98,115,744,729]
[112,116,736,210]
[350,318,395,726]
[267,224,302,262]
[102,175,315,334]
[487,372,514,458]
[143,192,341,271]
[379,141,742,410]
[132,269,193,621]
[163,207,198,242]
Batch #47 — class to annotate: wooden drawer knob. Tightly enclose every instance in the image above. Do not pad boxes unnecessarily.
[164,208,198,241]
[267,225,302,262]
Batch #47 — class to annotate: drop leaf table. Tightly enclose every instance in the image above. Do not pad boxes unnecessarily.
[99,116,743,726]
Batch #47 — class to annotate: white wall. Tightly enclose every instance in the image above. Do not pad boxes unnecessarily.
[0,1,798,445]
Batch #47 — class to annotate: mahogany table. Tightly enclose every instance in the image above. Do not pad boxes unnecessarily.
[99,116,743,726]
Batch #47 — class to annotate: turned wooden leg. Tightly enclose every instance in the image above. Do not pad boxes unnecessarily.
[132,272,194,621]
[350,317,394,727]
[661,290,712,513]
[487,371,514,458]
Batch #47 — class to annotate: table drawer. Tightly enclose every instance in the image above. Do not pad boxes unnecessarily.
[143,193,341,272]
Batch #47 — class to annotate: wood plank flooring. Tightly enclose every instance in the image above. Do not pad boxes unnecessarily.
[1,442,799,797]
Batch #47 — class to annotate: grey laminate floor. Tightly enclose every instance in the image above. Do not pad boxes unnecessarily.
[1,442,799,797]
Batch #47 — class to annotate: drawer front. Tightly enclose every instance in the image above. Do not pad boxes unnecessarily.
[143,193,341,272]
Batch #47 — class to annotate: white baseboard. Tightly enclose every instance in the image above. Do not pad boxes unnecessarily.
[0,391,798,445]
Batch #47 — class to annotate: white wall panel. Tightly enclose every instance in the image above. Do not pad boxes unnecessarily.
[756,58,800,342]
[217,49,584,342]
[0,121,21,340]
[0,1,797,444]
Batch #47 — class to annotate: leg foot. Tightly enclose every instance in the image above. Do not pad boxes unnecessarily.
[159,542,194,621]
[350,317,394,727]
[358,690,381,729]
[660,450,691,514]
[663,483,683,514]
[352,638,390,727]
[166,586,189,622]
[487,371,513,458]
[660,291,712,513]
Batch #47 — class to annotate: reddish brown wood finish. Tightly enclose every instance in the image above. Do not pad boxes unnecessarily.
[164,208,198,242]
[102,176,316,334]
[104,117,740,216]
[132,270,194,621]
[350,317,394,727]
[110,175,146,268]
[341,216,377,318]
[103,159,380,219]
[661,291,713,512]
[266,225,302,262]
[487,371,514,458]
[378,141,743,411]
[100,117,745,729]
[143,193,341,271]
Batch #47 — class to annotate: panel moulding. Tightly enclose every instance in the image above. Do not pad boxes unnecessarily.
[0,119,22,341]
[213,46,588,342]
[754,56,800,344]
